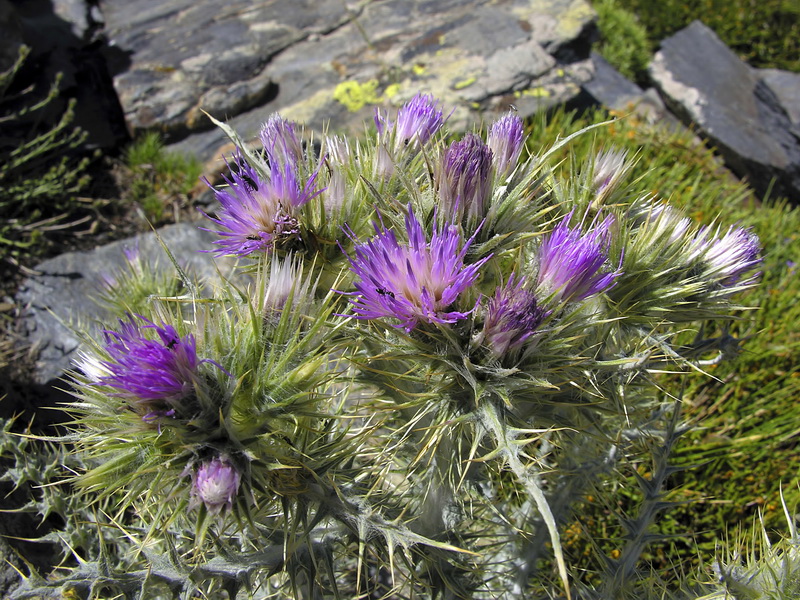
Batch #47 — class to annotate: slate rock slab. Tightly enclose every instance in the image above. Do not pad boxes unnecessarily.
[98,0,597,162]
[649,20,800,201]
[100,0,352,137]
[16,223,233,386]
[760,68,800,130]
[582,51,643,111]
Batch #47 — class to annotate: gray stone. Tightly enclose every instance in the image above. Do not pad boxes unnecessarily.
[51,0,95,41]
[0,0,22,73]
[583,51,643,111]
[164,0,595,160]
[16,223,235,385]
[100,0,354,135]
[760,68,800,128]
[649,20,800,201]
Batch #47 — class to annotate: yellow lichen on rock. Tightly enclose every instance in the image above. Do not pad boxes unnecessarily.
[333,79,387,112]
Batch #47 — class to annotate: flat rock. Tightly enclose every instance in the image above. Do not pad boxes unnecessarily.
[760,68,800,129]
[97,0,597,161]
[582,51,642,111]
[649,20,800,201]
[16,223,234,386]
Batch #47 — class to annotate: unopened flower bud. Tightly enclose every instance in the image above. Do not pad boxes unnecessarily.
[193,456,241,514]
[487,112,524,179]
[438,133,494,228]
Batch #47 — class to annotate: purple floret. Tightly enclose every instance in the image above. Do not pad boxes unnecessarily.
[203,154,321,257]
[259,114,303,167]
[702,225,761,286]
[393,93,445,149]
[487,112,524,177]
[192,456,241,514]
[439,133,494,225]
[482,274,549,358]
[97,316,202,419]
[536,213,621,303]
[343,206,490,331]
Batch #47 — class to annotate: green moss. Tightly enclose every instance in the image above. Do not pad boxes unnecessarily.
[593,0,651,82]
[612,0,800,71]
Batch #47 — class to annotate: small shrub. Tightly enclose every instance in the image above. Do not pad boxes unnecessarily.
[0,46,91,254]
[123,132,202,224]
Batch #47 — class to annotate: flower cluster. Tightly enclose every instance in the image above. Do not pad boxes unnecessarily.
[63,89,767,600]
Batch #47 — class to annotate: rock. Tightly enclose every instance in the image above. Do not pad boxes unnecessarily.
[51,0,96,41]
[96,0,597,162]
[649,20,800,201]
[582,51,643,111]
[578,52,687,136]
[0,0,23,73]
[760,68,800,129]
[16,223,234,386]
[100,0,354,138]
[11,0,127,150]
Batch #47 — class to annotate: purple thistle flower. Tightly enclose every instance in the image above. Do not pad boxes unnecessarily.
[700,225,761,286]
[393,93,445,150]
[343,206,490,331]
[536,213,621,303]
[259,114,303,167]
[438,133,494,227]
[481,274,549,358]
[94,316,204,420]
[204,154,321,256]
[487,112,524,178]
[191,456,241,514]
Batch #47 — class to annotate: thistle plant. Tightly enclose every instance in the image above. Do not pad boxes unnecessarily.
[18,92,766,600]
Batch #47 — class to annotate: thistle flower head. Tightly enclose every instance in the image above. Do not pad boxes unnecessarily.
[343,206,489,331]
[323,135,351,212]
[632,201,693,245]
[487,112,524,178]
[438,133,494,227]
[204,154,321,256]
[700,224,761,286]
[263,253,310,315]
[191,456,241,514]
[536,213,621,304]
[481,274,549,358]
[592,149,629,198]
[393,93,445,150]
[259,114,303,167]
[91,316,202,420]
